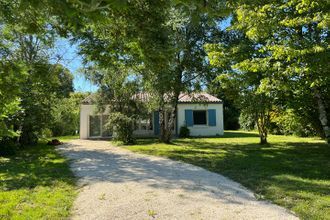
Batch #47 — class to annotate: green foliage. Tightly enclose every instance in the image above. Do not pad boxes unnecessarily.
[124,131,330,220]
[179,126,190,138]
[50,92,88,137]
[86,64,145,144]
[0,22,74,144]
[239,111,255,131]
[0,60,26,141]
[40,128,53,139]
[0,137,18,156]
[75,1,223,143]
[108,113,136,145]
[269,109,317,137]
[223,102,240,130]
[208,86,240,130]
[227,0,329,142]
[17,62,74,145]
[206,0,330,143]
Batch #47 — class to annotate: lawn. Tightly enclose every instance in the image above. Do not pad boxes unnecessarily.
[0,137,77,219]
[121,131,330,220]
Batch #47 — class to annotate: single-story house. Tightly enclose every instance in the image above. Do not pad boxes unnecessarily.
[79,92,224,139]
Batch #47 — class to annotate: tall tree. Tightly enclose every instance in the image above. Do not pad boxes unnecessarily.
[85,64,146,144]
[0,61,25,141]
[207,0,330,143]
[1,24,73,144]
[75,1,225,142]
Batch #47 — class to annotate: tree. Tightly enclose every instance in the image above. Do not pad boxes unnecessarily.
[0,0,76,145]
[150,10,223,143]
[207,0,330,143]
[50,92,88,137]
[208,80,240,130]
[86,64,146,144]
[234,0,329,143]
[206,29,275,144]
[216,71,274,144]
[74,1,225,143]
[0,62,26,141]
[1,24,74,144]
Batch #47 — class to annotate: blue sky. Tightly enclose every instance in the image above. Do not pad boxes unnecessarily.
[54,38,98,92]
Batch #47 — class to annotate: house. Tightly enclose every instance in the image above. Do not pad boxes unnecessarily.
[79,92,224,139]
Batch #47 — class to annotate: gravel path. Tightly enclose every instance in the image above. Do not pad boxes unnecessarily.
[57,139,298,220]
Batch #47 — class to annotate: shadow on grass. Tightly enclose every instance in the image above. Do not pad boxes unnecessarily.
[135,138,179,146]
[223,131,260,138]
[178,131,260,139]
[121,131,259,146]
[0,143,76,191]
[167,141,330,180]
[127,137,330,219]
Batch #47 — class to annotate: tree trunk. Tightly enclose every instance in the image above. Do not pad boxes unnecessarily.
[159,109,166,142]
[314,91,330,144]
[159,94,180,143]
[159,106,176,143]
[256,111,268,145]
[159,55,183,143]
[163,106,177,143]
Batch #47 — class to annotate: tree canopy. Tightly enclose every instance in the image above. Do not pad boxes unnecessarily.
[0,0,329,145]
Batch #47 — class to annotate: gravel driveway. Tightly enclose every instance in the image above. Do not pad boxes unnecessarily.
[57,139,298,220]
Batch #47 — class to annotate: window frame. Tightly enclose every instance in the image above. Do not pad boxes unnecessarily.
[89,115,102,137]
[89,114,112,138]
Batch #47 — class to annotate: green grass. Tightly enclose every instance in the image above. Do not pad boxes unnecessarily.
[0,139,77,219]
[121,131,330,220]
[51,135,79,141]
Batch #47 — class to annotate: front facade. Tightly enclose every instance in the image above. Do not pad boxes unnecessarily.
[80,93,224,139]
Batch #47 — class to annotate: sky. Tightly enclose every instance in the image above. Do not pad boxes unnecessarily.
[55,17,232,93]
[54,38,98,92]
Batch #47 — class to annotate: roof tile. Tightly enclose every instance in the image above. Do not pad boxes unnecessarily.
[82,92,222,104]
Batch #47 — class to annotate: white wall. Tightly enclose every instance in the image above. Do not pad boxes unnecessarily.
[80,104,155,139]
[177,103,224,136]
[81,103,224,139]
[80,105,98,139]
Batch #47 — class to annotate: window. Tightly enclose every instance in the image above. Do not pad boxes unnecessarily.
[89,115,101,137]
[89,115,112,137]
[193,110,207,125]
[138,115,153,130]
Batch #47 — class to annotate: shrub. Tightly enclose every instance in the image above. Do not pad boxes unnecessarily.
[179,126,190,138]
[108,112,136,145]
[269,109,317,137]
[239,111,255,130]
[0,137,18,156]
[40,128,53,138]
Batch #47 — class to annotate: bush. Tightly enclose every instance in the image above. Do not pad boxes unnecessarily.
[269,109,317,137]
[0,137,18,156]
[179,126,190,138]
[40,128,53,138]
[239,112,255,130]
[108,112,136,145]
[20,130,38,145]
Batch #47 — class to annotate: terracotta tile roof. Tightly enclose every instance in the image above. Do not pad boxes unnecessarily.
[178,92,222,103]
[81,93,98,104]
[131,92,151,103]
[82,92,222,104]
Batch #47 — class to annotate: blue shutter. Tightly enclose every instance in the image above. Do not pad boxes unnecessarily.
[185,110,193,127]
[154,111,160,135]
[208,109,216,126]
